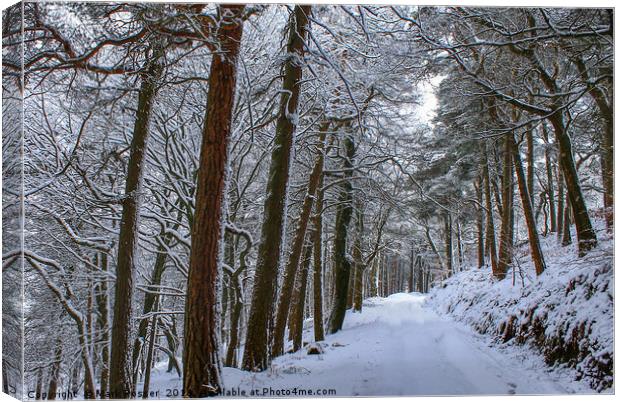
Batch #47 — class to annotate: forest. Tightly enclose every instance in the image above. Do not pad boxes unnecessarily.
[1,3,614,398]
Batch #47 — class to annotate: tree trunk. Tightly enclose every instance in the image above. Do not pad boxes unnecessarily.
[163,319,181,377]
[327,134,355,334]
[2,365,8,396]
[547,113,597,255]
[141,314,158,399]
[444,213,453,277]
[78,322,97,399]
[346,263,355,309]
[94,252,110,397]
[377,257,382,297]
[573,57,613,230]
[408,245,414,292]
[224,229,251,367]
[482,147,499,274]
[541,122,557,233]
[183,6,245,396]
[416,257,424,293]
[556,167,565,241]
[34,369,42,400]
[425,226,444,273]
[271,123,327,358]
[563,201,573,246]
[131,228,172,388]
[510,134,546,275]
[368,252,379,297]
[109,45,163,399]
[352,209,365,312]
[291,242,313,352]
[312,177,325,342]
[526,126,535,207]
[243,5,311,372]
[496,136,514,280]
[47,338,62,400]
[224,274,243,368]
[455,218,463,270]
[475,175,485,268]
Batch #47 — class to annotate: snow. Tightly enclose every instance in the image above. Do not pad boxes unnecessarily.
[427,219,614,392]
[146,292,590,397]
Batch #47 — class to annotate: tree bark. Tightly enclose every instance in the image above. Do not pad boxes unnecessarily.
[556,166,565,241]
[482,147,499,274]
[541,122,557,233]
[496,136,514,280]
[352,208,365,312]
[312,177,325,342]
[327,134,355,334]
[547,113,597,255]
[131,227,173,388]
[455,218,463,270]
[224,229,251,368]
[35,369,42,400]
[563,200,573,246]
[109,44,163,399]
[415,256,424,293]
[526,126,535,207]
[444,213,453,277]
[475,175,485,268]
[502,17,596,255]
[425,226,444,273]
[163,319,181,376]
[243,5,311,372]
[368,252,378,297]
[47,338,62,400]
[78,322,96,399]
[346,263,356,309]
[183,5,245,397]
[291,242,313,352]
[141,314,158,399]
[408,245,415,292]
[95,252,110,397]
[573,56,613,230]
[271,123,327,358]
[224,275,243,368]
[510,134,546,275]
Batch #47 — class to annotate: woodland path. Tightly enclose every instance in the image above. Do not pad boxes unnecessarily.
[151,293,584,397]
[224,293,579,396]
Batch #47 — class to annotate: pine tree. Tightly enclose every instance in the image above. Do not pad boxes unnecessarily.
[182,4,246,397]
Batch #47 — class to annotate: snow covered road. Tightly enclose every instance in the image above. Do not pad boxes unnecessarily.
[151,293,588,397]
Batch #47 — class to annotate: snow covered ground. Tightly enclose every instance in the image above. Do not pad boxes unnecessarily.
[428,220,614,392]
[148,292,593,397]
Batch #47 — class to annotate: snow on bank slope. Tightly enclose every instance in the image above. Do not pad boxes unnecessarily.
[427,224,614,392]
[147,293,589,397]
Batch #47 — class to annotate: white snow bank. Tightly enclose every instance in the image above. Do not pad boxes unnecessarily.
[427,220,614,392]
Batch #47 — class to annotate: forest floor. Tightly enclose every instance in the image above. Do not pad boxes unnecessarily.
[150,292,593,397]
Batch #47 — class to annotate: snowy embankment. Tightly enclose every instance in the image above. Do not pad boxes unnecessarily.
[427,223,614,392]
[148,293,590,397]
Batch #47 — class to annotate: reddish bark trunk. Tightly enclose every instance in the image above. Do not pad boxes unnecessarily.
[510,134,546,275]
[183,5,245,397]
